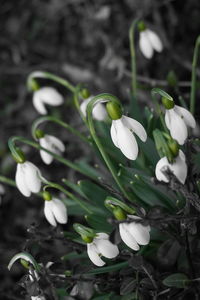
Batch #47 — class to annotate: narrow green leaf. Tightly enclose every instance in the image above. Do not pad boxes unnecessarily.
[86,262,128,275]
[162,273,189,288]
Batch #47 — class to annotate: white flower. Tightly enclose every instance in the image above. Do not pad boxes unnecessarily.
[33,87,64,115]
[80,96,107,121]
[119,215,150,251]
[15,161,42,197]
[139,29,163,59]
[39,134,65,165]
[31,296,46,300]
[44,198,67,227]
[155,150,187,184]
[87,233,119,267]
[110,115,147,160]
[165,105,196,145]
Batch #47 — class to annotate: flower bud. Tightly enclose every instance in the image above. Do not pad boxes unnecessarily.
[113,206,127,221]
[12,147,26,164]
[28,78,40,92]
[138,21,146,32]
[168,139,179,157]
[20,259,30,269]
[35,129,45,139]
[43,191,52,201]
[166,70,178,88]
[81,235,93,243]
[162,97,174,109]
[106,101,122,120]
[80,88,91,99]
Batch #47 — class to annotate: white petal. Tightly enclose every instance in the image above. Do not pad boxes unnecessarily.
[122,116,147,142]
[139,31,154,59]
[45,135,65,153]
[40,138,54,164]
[44,201,57,227]
[93,103,107,121]
[115,119,139,160]
[128,217,150,245]
[147,29,163,53]
[37,87,64,106]
[87,243,105,266]
[155,156,170,183]
[119,223,140,251]
[165,109,188,145]
[24,162,41,193]
[110,121,119,148]
[80,98,91,117]
[51,198,67,224]
[33,93,47,115]
[95,235,119,259]
[174,105,196,129]
[170,151,187,184]
[15,164,31,197]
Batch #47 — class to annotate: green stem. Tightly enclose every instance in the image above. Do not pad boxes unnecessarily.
[73,84,90,129]
[42,178,92,214]
[190,35,200,114]
[0,175,16,187]
[87,93,131,201]
[8,136,98,181]
[31,115,89,144]
[27,71,75,93]
[129,19,138,97]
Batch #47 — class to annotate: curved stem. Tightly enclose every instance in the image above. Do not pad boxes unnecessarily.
[129,19,138,97]
[31,115,89,144]
[27,71,75,93]
[87,93,131,201]
[73,84,90,129]
[41,178,92,214]
[8,136,98,181]
[190,35,200,114]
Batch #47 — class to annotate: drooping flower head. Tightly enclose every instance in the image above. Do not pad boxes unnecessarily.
[155,150,187,184]
[163,97,196,145]
[43,191,67,227]
[86,233,119,267]
[35,129,65,165]
[106,101,147,160]
[33,87,64,115]
[15,159,42,197]
[119,215,151,251]
[138,21,163,59]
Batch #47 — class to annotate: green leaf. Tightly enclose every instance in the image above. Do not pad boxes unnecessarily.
[162,273,189,288]
[75,159,100,179]
[85,214,112,232]
[8,252,40,272]
[86,262,128,275]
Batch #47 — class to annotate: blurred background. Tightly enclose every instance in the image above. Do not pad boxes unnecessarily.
[0,0,200,298]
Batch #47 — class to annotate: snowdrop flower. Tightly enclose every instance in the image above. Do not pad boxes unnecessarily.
[87,233,119,267]
[80,95,107,121]
[43,192,67,227]
[165,104,196,145]
[15,161,42,197]
[33,87,64,115]
[155,150,187,184]
[31,296,46,300]
[119,215,150,251]
[110,115,147,160]
[138,22,163,59]
[36,131,65,165]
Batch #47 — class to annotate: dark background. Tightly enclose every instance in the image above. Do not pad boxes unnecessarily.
[0,0,200,298]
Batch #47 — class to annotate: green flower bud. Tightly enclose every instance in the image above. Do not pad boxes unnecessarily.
[28,78,40,92]
[162,97,174,109]
[80,88,91,99]
[81,235,93,243]
[64,270,72,277]
[43,191,52,201]
[113,206,127,221]
[35,129,45,139]
[20,259,30,269]
[106,101,122,120]
[168,139,179,157]
[12,147,26,164]
[138,21,146,32]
